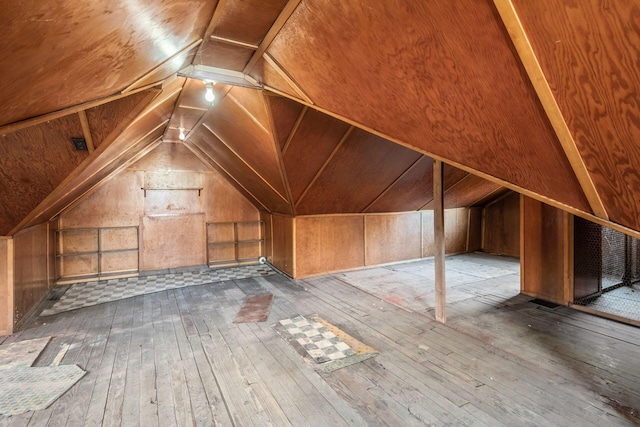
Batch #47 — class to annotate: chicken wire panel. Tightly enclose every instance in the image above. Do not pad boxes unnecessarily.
[573,217,640,323]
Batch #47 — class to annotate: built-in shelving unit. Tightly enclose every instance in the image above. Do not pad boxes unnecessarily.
[55,226,139,282]
[206,220,264,267]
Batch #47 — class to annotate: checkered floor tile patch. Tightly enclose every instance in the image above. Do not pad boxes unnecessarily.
[276,315,356,363]
[0,337,50,371]
[41,264,275,316]
[0,365,85,415]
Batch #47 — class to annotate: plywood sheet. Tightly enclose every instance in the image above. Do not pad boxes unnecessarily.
[100,251,138,274]
[59,254,99,278]
[99,228,138,252]
[132,142,212,172]
[203,171,260,223]
[0,239,13,335]
[271,214,294,276]
[364,213,421,266]
[512,0,640,231]
[296,129,422,214]
[295,215,364,277]
[13,224,50,325]
[422,209,470,257]
[483,192,520,257]
[213,0,288,45]
[140,214,206,271]
[198,41,253,71]
[268,0,591,213]
[58,229,98,254]
[265,95,305,149]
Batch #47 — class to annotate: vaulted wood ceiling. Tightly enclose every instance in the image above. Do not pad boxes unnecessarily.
[1,0,638,237]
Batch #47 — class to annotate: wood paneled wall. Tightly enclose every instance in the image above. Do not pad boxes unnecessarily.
[292,209,473,279]
[59,142,259,275]
[0,238,14,336]
[521,196,572,304]
[271,214,295,276]
[13,223,51,326]
[482,192,520,257]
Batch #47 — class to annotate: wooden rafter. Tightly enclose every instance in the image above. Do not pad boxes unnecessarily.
[281,106,308,154]
[243,0,303,74]
[295,126,353,207]
[0,83,162,137]
[262,91,296,214]
[262,53,313,104]
[77,110,95,154]
[193,0,230,61]
[202,123,289,204]
[122,38,202,93]
[210,35,259,50]
[184,140,269,211]
[492,0,608,220]
[362,155,425,212]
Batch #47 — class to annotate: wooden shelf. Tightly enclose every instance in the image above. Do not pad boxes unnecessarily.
[206,221,264,265]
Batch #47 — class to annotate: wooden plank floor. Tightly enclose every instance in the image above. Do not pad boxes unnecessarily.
[1,255,640,426]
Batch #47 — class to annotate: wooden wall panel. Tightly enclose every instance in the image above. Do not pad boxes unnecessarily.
[203,171,260,223]
[132,142,211,172]
[13,223,50,326]
[0,239,14,336]
[365,156,434,213]
[100,228,138,252]
[482,192,520,257]
[364,213,421,266]
[101,251,138,275]
[467,207,483,253]
[296,129,422,214]
[228,88,271,133]
[295,215,364,278]
[267,0,591,213]
[521,196,571,304]
[198,41,253,71]
[0,0,215,126]
[265,95,305,149]
[204,93,287,197]
[284,110,350,203]
[512,0,640,232]
[260,211,273,262]
[422,209,470,257]
[61,170,144,228]
[271,214,295,276]
[0,114,89,234]
[140,214,206,271]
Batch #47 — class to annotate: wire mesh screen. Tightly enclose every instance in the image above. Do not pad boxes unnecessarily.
[573,217,640,322]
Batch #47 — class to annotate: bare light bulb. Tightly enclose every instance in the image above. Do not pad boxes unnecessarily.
[178,127,186,141]
[205,82,215,102]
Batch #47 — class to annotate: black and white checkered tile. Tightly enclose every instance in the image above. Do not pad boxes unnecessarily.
[278,315,355,363]
[41,265,275,316]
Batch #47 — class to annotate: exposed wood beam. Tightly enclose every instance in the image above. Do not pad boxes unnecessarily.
[492,0,607,220]
[210,35,258,50]
[202,123,289,204]
[295,126,353,207]
[262,91,296,215]
[184,140,269,211]
[243,0,303,74]
[122,38,202,93]
[193,0,230,60]
[262,53,313,104]
[433,160,446,323]
[281,106,308,155]
[362,156,425,213]
[77,110,95,154]
[0,83,162,137]
[178,65,261,89]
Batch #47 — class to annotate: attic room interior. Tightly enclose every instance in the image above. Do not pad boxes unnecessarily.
[1,0,640,425]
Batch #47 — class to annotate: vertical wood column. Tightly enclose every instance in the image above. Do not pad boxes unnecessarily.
[434,160,446,323]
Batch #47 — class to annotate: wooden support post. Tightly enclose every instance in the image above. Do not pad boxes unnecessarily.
[434,160,446,323]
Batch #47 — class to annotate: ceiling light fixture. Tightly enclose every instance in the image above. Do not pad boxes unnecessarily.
[204,82,215,102]
[178,127,186,141]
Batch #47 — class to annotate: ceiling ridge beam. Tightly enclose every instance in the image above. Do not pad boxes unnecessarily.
[244,0,303,74]
[492,0,607,220]
[262,91,296,215]
[362,155,426,213]
[122,38,202,93]
[184,140,269,211]
[201,123,289,204]
[295,126,354,208]
[281,106,308,155]
[262,53,313,104]
[0,83,162,137]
